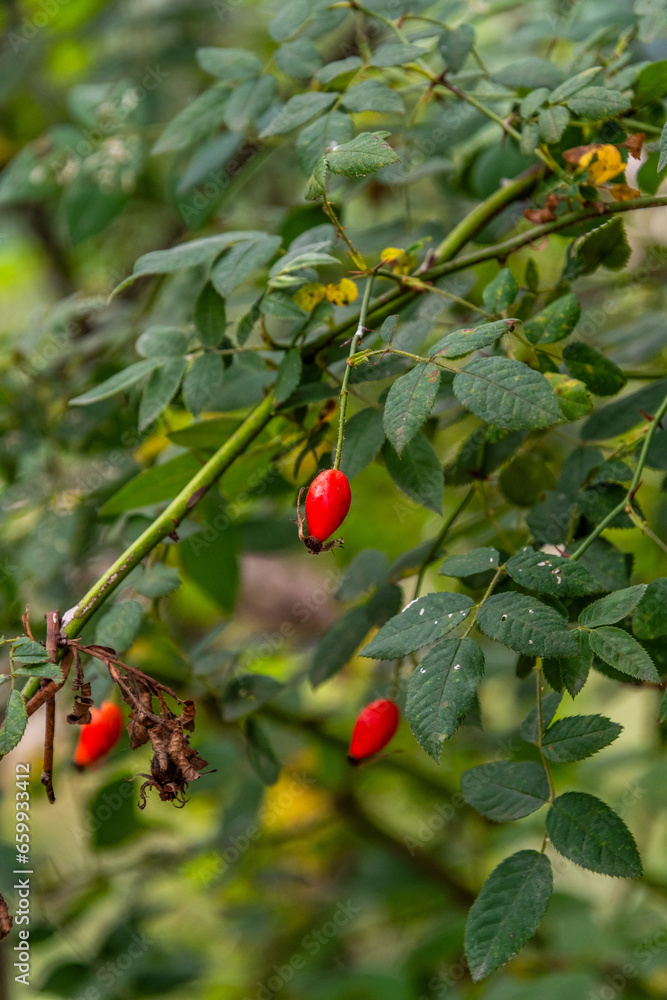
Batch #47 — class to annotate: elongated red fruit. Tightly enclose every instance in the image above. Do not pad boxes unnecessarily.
[305,469,351,542]
[348,699,399,764]
[73,701,124,768]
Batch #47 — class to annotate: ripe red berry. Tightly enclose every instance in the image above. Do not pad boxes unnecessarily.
[348,699,399,764]
[73,700,124,768]
[305,469,351,543]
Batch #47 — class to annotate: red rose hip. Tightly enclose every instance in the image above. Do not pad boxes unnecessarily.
[348,699,399,764]
[306,469,351,541]
[295,469,351,554]
[73,700,124,768]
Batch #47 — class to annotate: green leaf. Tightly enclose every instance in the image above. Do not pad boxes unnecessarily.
[464,850,553,982]
[632,579,667,639]
[274,350,302,405]
[131,564,181,599]
[538,105,570,141]
[505,547,601,597]
[274,39,322,79]
[562,343,627,397]
[221,673,283,721]
[100,453,201,516]
[581,378,667,440]
[94,600,143,652]
[336,550,388,601]
[548,67,604,103]
[659,688,667,723]
[520,691,562,744]
[181,524,239,613]
[557,631,593,698]
[224,76,277,133]
[499,453,556,507]
[482,269,518,313]
[544,373,593,421]
[633,60,667,106]
[579,585,647,626]
[261,293,305,319]
[477,593,578,657]
[245,719,280,785]
[136,326,188,358]
[565,218,631,279]
[237,299,263,346]
[11,638,49,663]
[152,87,230,154]
[440,547,500,577]
[429,319,516,359]
[183,354,225,416]
[12,662,63,680]
[309,607,373,688]
[546,792,642,877]
[588,627,659,682]
[70,360,159,406]
[64,179,127,245]
[340,408,386,480]
[139,357,187,431]
[659,121,667,173]
[370,41,423,66]
[524,293,580,345]
[310,586,402,687]
[260,92,337,138]
[453,358,562,431]
[111,232,261,295]
[196,47,262,82]
[195,283,228,348]
[316,57,363,84]
[296,111,353,175]
[492,57,564,90]
[168,417,240,448]
[211,234,282,297]
[89,777,145,849]
[461,762,550,821]
[440,24,475,72]
[0,689,29,757]
[378,315,398,343]
[542,714,622,762]
[326,132,400,178]
[361,592,474,660]
[305,156,329,200]
[565,87,631,119]
[406,638,484,760]
[383,363,440,456]
[520,121,540,155]
[383,433,444,515]
[341,81,405,114]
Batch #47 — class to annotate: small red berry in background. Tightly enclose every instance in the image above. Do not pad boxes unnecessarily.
[348,699,399,765]
[73,700,124,768]
[295,469,351,554]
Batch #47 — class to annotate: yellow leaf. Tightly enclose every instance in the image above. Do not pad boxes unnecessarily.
[325,278,358,305]
[609,183,640,201]
[292,282,326,311]
[578,145,624,184]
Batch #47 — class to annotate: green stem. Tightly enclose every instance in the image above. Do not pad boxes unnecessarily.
[412,485,476,599]
[570,386,667,562]
[333,275,375,470]
[61,391,277,639]
[535,661,555,803]
[311,190,667,356]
